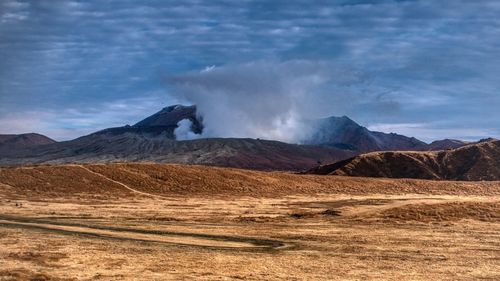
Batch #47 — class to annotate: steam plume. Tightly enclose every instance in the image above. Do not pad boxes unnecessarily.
[167,60,366,142]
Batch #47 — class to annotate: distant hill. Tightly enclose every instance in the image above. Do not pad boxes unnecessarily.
[421,139,470,151]
[304,116,426,152]
[307,139,500,181]
[0,133,56,150]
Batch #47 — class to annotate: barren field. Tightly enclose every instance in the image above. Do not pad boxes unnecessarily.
[0,164,499,280]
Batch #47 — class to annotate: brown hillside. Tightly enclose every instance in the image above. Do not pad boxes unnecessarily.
[1,163,499,198]
[308,139,500,181]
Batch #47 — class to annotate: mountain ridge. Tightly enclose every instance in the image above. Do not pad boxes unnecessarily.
[305,115,430,152]
[0,134,355,171]
[307,139,500,181]
[0,104,490,171]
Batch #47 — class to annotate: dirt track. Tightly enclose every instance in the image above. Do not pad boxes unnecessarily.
[1,164,499,280]
[75,165,172,199]
[0,216,288,250]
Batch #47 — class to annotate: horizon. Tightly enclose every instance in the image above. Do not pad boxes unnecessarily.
[1,0,500,142]
[6,105,498,145]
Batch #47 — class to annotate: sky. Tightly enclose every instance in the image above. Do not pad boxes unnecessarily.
[1,0,499,142]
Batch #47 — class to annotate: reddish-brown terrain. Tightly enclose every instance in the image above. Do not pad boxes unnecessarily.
[0,163,499,280]
[308,139,500,181]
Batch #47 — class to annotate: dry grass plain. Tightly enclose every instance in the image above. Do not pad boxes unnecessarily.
[0,163,499,280]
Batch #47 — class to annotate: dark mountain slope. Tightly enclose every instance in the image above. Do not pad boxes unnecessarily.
[0,132,354,171]
[0,104,355,171]
[420,139,470,151]
[96,104,203,139]
[304,116,426,152]
[0,104,484,171]
[133,104,203,134]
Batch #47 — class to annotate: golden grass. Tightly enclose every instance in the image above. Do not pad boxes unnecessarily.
[1,163,499,198]
[0,163,499,280]
[0,165,134,199]
[376,201,500,222]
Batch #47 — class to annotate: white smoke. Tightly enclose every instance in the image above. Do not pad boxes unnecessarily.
[174,119,200,140]
[167,60,367,143]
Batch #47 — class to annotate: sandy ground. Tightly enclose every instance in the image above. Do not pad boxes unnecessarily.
[0,164,499,280]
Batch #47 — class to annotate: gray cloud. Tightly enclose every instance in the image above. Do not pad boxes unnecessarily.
[0,0,499,141]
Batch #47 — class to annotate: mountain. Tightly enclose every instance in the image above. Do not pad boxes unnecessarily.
[304,116,473,152]
[0,133,354,171]
[304,116,427,152]
[96,104,203,139]
[0,133,56,150]
[134,104,203,134]
[0,105,358,170]
[307,139,500,181]
[0,104,487,171]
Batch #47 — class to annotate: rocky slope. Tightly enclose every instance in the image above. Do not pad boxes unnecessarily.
[0,132,354,171]
[307,139,500,181]
[0,105,356,170]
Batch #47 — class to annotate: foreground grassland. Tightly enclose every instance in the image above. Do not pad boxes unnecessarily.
[0,164,499,280]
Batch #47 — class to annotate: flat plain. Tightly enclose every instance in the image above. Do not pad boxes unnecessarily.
[0,164,499,280]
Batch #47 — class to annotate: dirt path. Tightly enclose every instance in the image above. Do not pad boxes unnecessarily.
[0,216,289,250]
[76,165,170,199]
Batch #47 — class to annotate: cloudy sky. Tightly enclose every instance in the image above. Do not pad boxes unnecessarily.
[1,0,499,142]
